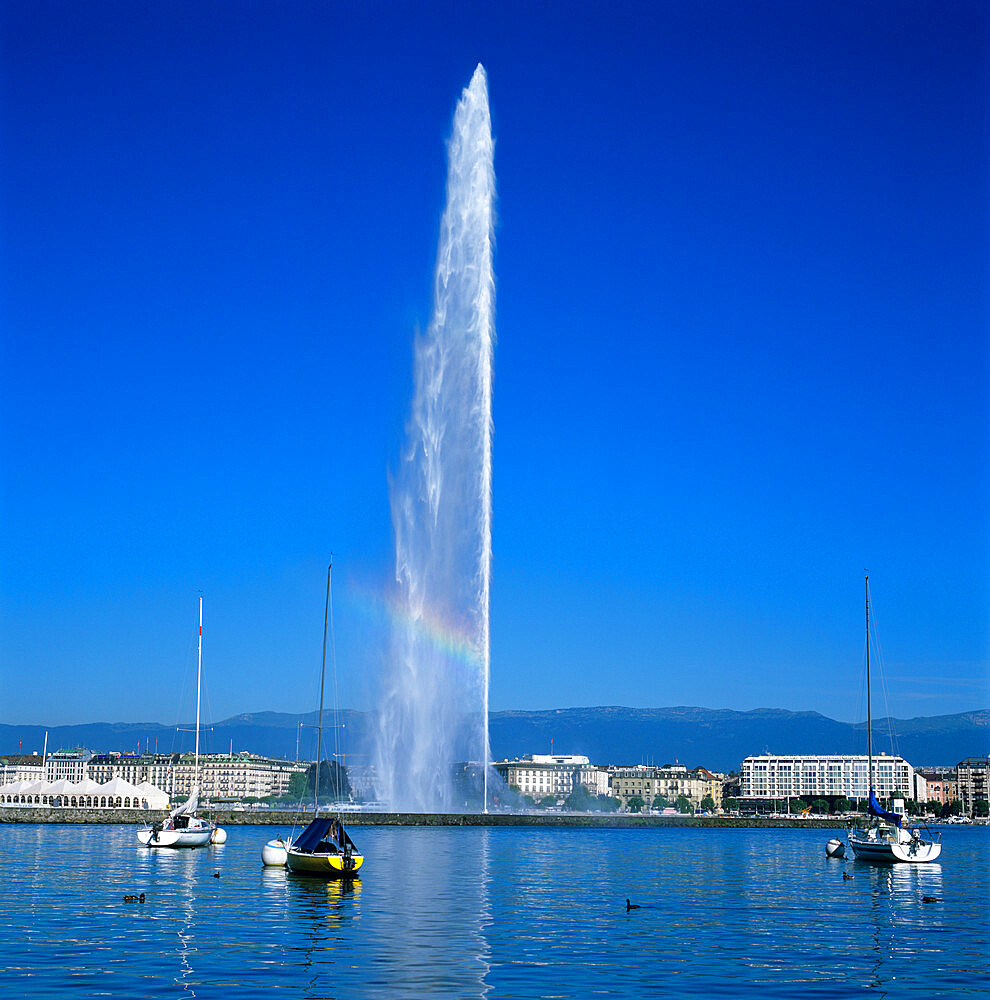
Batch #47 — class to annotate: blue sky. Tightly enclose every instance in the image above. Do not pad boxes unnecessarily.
[1,1,987,728]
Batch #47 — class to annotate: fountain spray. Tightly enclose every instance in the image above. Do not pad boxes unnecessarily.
[375,65,495,812]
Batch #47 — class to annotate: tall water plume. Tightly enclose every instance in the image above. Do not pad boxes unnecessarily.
[374,65,495,812]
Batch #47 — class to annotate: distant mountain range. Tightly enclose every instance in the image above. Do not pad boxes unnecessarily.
[1,706,986,774]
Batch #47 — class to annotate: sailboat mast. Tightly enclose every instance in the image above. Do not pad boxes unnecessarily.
[865,575,873,796]
[314,561,331,813]
[195,595,203,790]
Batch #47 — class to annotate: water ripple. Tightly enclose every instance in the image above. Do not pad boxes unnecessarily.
[0,824,986,998]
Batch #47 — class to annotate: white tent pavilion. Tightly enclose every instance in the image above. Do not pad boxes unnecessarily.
[134,781,170,810]
[0,775,169,809]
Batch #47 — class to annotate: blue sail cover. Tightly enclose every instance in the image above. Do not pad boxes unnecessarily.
[293,817,334,853]
[868,788,902,827]
[291,816,357,853]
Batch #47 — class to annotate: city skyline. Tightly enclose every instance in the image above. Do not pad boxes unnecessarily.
[2,2,987,727]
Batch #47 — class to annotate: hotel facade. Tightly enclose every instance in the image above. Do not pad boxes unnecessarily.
[608,764,724,810]
[740,753,917,803]
[85,751,307,800]
[493,755,609,800]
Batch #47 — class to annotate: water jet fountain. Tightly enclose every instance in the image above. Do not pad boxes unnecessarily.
[374,65,495,812]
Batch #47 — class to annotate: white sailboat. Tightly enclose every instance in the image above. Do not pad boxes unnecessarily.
[848,576,941,863]
[138,596,218,849]
[284,560,364,877]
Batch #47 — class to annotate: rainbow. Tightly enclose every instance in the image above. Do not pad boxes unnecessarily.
[346,584,486,676]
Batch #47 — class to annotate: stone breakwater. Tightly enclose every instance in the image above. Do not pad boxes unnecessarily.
[0,808,846,829]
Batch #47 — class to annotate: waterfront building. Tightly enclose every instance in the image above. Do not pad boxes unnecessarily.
[171,752,308,799]
[0,753,45,784]
[493,755,608,800]
[915,769,956,809]
[608,764,724,811]
[0,774,168,809]
[740,753,916,804]
[45,748,94,783]
[86,750,307,800]
[956,756,989,816]
[89,753,176,792]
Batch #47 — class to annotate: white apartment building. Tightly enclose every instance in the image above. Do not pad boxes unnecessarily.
[494,755,609,800]
[0,754,45,784]
[46,749,93,782]
[740,753,917,802]
[89,753,176,792]
[87,751,307,800]
[171,753,307,799]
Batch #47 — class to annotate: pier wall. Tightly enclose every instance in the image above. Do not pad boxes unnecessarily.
[0,807,845,828]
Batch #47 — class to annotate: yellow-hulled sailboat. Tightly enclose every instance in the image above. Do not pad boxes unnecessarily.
[285,559,364,878]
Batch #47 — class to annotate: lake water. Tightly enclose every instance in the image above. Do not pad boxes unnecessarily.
[1,822,986,998]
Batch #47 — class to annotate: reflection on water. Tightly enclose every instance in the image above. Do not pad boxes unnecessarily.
[284,874,359,999]
[0,824,984,999]
[863,861,946,1000]
[475,827,493,997]
[177,869,198,998]
[135,840,210,998]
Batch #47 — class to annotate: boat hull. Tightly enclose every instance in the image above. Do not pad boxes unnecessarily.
[138,823,215,848]
[849,828,941,864]
[850,839,941,863]
[285,849,364,878]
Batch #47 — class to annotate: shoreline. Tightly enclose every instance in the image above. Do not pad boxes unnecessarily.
[0,807,850,828]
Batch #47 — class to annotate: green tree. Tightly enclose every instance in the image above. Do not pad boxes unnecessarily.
[306,760,351,801]
[974,800,988,817]
[287,771,308,802]
[832,797,852,814]
[790,798,809,814]
[627,795,646,814]
[538,795,558,809]
[597,794,621,813]
[940,800,963,818]
[675,795,693,814]
[723,797,739,812]
[700,795,716,812]
[811,799,829,814]
[652,795,671,811]
[564,784,595,812]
